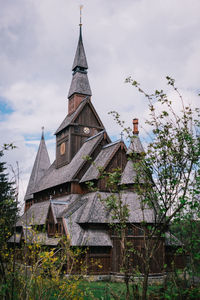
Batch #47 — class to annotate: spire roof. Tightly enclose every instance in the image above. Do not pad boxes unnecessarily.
[24,131,50,200]
[127,135,144,155]
[72,25,88,71]
[68,71,92,98]
[68,25,92,98]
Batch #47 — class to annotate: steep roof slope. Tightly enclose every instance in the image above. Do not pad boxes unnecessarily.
[33,131,106,193]
[121,135,145,185]
[16,201,50,226]
[80,140,124,182]
[25,133,50,200]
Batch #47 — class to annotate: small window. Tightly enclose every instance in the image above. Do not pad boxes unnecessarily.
[127,227,134,236]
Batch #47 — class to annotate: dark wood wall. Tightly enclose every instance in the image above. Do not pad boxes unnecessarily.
[97,146,127,191]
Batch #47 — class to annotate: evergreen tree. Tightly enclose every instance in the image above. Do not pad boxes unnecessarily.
[0,149,18,245]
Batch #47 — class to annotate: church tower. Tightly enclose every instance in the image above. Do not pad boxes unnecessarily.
[68,23,92,115]
[55,22,104,168]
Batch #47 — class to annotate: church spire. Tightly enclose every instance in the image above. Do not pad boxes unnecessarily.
[68,10,92,107]
[72,25,88,72]
[24,129,50,202]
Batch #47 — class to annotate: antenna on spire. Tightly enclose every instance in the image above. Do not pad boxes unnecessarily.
[41,126,44,139]
[80,5,83,26]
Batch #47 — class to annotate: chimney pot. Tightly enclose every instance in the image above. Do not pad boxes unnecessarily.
[133,118,139,135]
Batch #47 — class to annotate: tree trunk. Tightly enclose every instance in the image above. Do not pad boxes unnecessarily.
[124,273,130,300]
[142,261,150,300]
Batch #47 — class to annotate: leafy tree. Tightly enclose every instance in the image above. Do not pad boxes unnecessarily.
[109,76,200,299]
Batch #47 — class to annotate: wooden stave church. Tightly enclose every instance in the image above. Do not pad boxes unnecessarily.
[10,23,183,275]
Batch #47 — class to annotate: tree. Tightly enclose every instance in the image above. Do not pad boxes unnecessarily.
[0,145,19,300]
[109,76,200,299]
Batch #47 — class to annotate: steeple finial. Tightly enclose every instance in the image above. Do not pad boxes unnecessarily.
[41,126,44,139]
[80,5,83,26]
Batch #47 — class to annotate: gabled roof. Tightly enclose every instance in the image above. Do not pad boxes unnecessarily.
[68,71,92,98]
[62,191,155,247]
[55,97,104,135]
[16,201,50,227]
[25,133,50,200]
[72,26,88,71]
[63,193,112,247]
[33,131,106,193]
[80,140,124,183]
[50,194,80,222]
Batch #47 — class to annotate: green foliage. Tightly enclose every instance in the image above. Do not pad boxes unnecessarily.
[0,149,18,244]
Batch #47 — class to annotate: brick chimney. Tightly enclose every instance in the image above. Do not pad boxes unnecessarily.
[133,118,139,135]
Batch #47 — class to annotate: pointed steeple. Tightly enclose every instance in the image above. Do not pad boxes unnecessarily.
[72,25,88,71]
[24,129,50,201]
[68,23,92,102]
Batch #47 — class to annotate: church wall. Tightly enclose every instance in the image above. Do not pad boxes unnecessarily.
[74,103,102,129]
[56,128,69,168]
[111,227,165,274]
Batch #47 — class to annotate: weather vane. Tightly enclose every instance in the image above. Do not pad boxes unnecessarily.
[80,5,83,26]
[41,126,44,138]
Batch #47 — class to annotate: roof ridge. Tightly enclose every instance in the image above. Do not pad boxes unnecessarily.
[64,196,87,219]
[85,130,105,142]
[102,139,121,149]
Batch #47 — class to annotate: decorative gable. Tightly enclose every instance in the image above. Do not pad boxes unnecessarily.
[74,101,103,129]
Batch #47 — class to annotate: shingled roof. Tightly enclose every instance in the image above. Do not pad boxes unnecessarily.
[63,194,112,247]
[76,192,155,224]
[62,190,155,247]
[68,25,91,98]
[33,131,106,193]
[16,201,50,227]
[120,135,145,185]
[50,194,81,222]
[22,228,60,246]
[80,140,124,183]
[25,133,50,200]
[72,25,88,71]
[121,160,137,185]
[127,135,144,155]
[68,71,92,98]
[55,98,86,134]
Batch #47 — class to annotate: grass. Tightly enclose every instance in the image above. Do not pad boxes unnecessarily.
[80,281,134,299]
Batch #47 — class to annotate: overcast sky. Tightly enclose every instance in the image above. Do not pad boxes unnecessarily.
[0,0,199,207]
